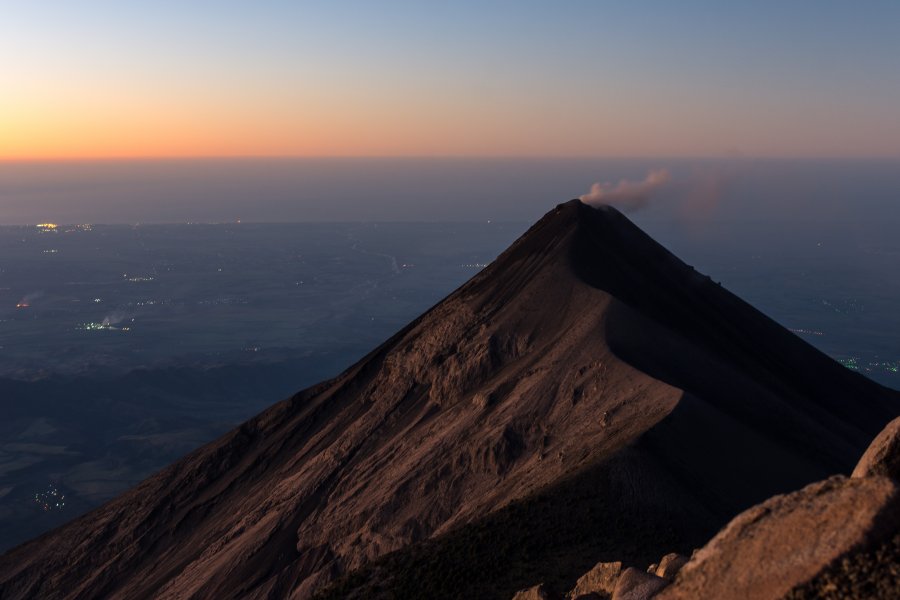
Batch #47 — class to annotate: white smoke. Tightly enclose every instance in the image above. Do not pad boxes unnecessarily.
[579,169,671,212]
[16,291,44,307]
[101,312,129,327]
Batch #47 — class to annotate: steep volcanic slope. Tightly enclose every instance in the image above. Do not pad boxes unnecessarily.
[1,201,897,600]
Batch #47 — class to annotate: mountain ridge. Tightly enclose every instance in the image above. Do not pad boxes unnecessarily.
[1,199,897,599]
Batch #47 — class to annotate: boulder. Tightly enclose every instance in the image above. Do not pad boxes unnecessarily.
[611,567,669,600]
[853,416,900,480]
[657,475,900,600]
[569,561,623,598]
[654,553,688,579]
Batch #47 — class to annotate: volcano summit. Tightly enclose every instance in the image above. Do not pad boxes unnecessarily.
[1,200,897,600]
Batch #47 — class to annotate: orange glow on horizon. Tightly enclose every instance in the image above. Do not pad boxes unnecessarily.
[3,4,899,162]
[3,87,897,161]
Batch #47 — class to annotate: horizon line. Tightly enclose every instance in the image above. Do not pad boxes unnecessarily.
[2,154,900,164]
[0,218,534,228]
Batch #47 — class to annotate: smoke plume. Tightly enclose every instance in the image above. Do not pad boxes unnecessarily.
[579,169,671,212]
[102,312,129,327]
[16,291,44,308]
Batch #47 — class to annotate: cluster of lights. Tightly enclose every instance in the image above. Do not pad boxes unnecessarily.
[60,224,94,233]
[789,328,825,336]
[821,298,864,316]
[35,223,94,233]
[131,299,169,307]
[196,297,247,306]
[33,485,66,512]
[839,357,899,374]
[79,322,131,332]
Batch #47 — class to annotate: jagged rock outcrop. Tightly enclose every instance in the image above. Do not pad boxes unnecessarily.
[656,475,900,600]
[2,201,898,600]
[653,553,688,580]
[569,561,622,598]
[852,416,900,479]
[547,417,900,600]
[657,416,900,600]
[520,552,686,600]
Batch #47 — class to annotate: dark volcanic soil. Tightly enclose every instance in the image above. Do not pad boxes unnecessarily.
[1,200,897,600]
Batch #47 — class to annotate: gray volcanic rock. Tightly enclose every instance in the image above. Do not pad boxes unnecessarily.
[2,201,898,600]
[852,416,900,480]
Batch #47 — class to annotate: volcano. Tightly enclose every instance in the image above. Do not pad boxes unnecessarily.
[1,200,897,600]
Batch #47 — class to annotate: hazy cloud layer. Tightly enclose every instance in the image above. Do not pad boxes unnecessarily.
[579,169,671,212]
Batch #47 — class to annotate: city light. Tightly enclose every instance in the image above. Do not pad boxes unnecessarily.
[33,485,66,512]
[79,322,131,332]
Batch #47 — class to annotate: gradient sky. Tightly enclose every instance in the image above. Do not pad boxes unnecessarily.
[2,1,899,159]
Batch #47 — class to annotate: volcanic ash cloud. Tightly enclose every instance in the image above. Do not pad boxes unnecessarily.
[579,169,671,212]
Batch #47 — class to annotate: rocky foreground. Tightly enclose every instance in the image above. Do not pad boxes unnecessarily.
[514,417,900,600]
